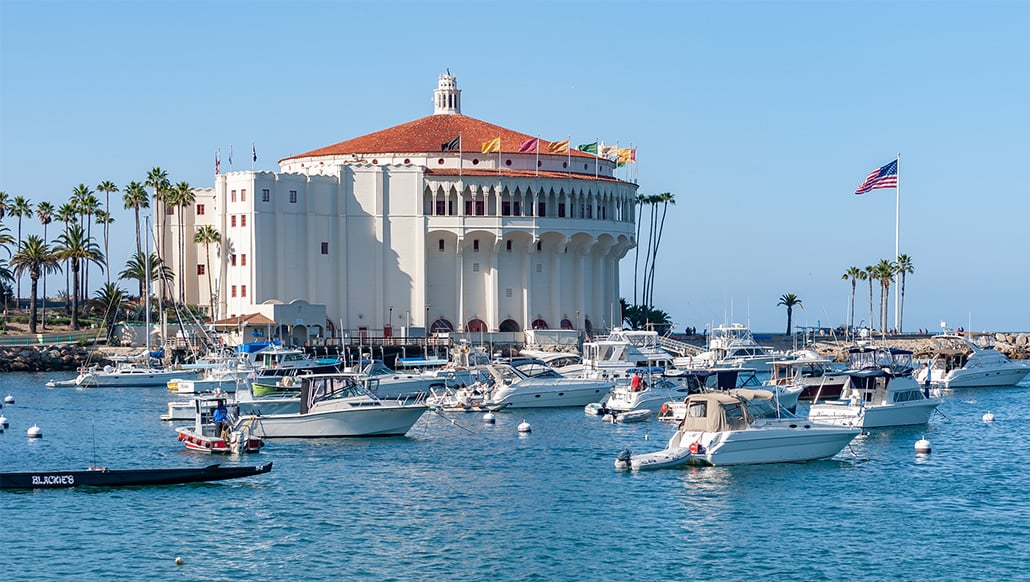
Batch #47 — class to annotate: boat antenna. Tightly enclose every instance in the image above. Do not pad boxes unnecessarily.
[91,419,97,468]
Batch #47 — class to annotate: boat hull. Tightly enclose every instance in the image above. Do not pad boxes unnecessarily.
[247,405,427,438]
[490,380,611,408]
[943,367,1030,389]
[808,399,941,428]
[0,463,272,489]
[693,425,859,465]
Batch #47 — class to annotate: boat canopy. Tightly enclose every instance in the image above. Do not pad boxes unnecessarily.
[677,392,753,433]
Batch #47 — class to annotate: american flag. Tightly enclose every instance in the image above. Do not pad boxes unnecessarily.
[854,159,898,195]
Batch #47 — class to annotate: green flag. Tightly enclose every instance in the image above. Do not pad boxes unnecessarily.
[577,142,598,154]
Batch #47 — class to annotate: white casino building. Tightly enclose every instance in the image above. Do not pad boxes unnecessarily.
[165,73,638,342]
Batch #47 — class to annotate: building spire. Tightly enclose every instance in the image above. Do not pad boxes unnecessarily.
[433,71,461,115]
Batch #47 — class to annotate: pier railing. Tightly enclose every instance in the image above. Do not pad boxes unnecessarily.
[0,331,105,347]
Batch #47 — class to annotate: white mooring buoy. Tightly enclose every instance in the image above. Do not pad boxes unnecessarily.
[4,394,14,405]
[982,411,995,423]
[483,412,496,424]
[27,424,43,439]
[517,420,532,433]
[914,437,931,454]
[0,414,7,428]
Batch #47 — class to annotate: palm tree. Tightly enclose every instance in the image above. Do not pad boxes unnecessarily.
[36,201,55,328]
[55,202,78,315]
[122,180,149,261]
[96,180,119,284]
[632,193,648,305]
[171,181,195,304]
[10,195,33,309]
[872,259,895,332]
[0,222,14,256]
[10,235,61,334]
[864,264,875,333]
[0,191,9,220]
[145,167,169,261]
[91,282,127,342]
[841,266,864,336]
[895,254,914,333]
[0,256,13,321]
[645,192,675,307]
[52,223,104,330]
[94,210,114,284]
[75,191,102,304]
[777,293,803,336]
[120,251,173,304]
[193,225,221,317]
[641,194,662,307]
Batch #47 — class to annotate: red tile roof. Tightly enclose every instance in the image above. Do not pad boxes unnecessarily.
[280,114,594,162]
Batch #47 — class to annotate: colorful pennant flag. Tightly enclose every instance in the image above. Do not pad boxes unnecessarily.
[617,148,636,166]
[599,144,619,158]
[854,159,898,195]
[577,142,598,154]
[548,139,570,154]
[441,136,461,151]
[215,149,220,174]
[518,138,539,153]
[252,143,257,162]
[481,137,501,154]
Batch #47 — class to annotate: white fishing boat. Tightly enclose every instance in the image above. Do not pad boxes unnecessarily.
[242,374,428,438]
[808,346,942,428]
[356,359,454,400]
[484,360,613,408]
[917,334,1030,389]
[560,328,675,382]
[602,408,651,423]
[616,389,859,470]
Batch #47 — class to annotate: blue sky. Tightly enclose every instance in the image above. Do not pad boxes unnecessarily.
[2,0,1028,334]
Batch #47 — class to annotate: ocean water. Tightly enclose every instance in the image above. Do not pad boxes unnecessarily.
[2,371,1027,581]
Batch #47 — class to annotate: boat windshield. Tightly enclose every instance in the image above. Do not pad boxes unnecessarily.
[744,398,798,420]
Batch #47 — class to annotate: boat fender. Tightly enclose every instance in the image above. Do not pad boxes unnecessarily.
[688,441,702,454]
[281,376,294,388]
[659,403,669,415]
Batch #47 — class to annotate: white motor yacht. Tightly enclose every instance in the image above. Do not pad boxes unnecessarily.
[241,374,427,438]
[616,389,859,470]
[917,334,1029,389]
[675,323,787,373]
[809,346,942,428]
[561,328,675,382]
[766,353,849,402]
[47,362,194,388]
[439,360,612,409]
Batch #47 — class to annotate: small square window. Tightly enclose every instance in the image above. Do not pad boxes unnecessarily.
[536,263,542,273]
[166,206,175,215]
[506,240,512,252]
[231,215,237,227]
[536,241,542,251]
[262,189,270,202]
[241,215,246,227]
[196,204,205,216]
[472,263,480,272]
[289,190,298,203]
[505,288,513,298]
[231,285,237,297]
[473,239,479,252]
[438,239,445,251]
[321,242,329,255]
[241,285,247,297]
[241,254,247,266]
[231,254,237,266]
[241,189,246,201]
[197,264,205,275]
[231,190,236,202]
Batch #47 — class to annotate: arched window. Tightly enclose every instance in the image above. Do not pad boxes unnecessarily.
[531,318,549,330]
[430,318,454,333]
[499,319,520,332]
[560,318,574,330]
[465,318,488,333]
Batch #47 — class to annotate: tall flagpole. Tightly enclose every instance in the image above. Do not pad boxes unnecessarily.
[894,152,901,331]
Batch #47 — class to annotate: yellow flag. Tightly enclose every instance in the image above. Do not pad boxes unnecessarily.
[481,137,501,154]
[547,139,569,154]
[617,148,636,164]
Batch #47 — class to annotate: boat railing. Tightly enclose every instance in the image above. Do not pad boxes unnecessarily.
[658,336,705,357]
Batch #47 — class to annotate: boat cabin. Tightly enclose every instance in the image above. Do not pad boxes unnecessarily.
[837,368,927,406]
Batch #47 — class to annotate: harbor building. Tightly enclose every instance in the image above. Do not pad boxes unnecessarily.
[162,73,638,342]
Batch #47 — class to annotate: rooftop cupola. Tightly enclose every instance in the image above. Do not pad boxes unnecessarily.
[433,70,461,115]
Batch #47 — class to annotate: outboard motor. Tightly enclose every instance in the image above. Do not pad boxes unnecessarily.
[615,449,633,471]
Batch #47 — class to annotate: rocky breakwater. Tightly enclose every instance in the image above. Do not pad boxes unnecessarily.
[0,345,97,372]
[810,333,1030,363]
